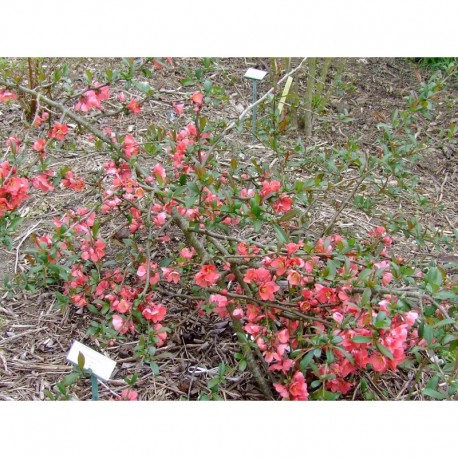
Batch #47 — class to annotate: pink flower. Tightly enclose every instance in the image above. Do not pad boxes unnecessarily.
[118,388,138,401]
[161,267,180,284]
[243,267,271,284]
[368,353,388,372]
[7,136,22,150]
[258,281,280,301]
[0,89,17,102]
[269,357,295,374]
[62,171,85,191]
[153,212,167,226]
[285,242,300,255]
[405,310,419,327]
[117,92,126,103]
[81,238,106,263]
[50,123,69,141]
[32,112,49,128]
[74,90,102,112]
[152,163,166,184]
[174,103,184,116]
[287,270,302,286]
[260,180,281,198]
[154,323,167,347]
[382,272,393,286]
[93,82,110,101]
[180,247,196,260]
[274,371,309,400]
[127,98,141,114]
[191,91,204,111]
[209,294,228,308]
[122,134,139,158]
[195,264,220,287]
[327,378,353,394]
[315,284,337,304]
[31,174,54,192]
[272,195,293,214]
[33,139,46,152]
[112,314,133,334]
[142,303,167,323]
[332,312,344,324]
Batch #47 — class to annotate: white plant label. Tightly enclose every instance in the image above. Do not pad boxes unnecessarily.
[244,68,267,81]
[67,340,116,381]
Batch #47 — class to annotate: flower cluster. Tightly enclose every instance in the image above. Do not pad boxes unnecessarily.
[74,82,110,112]
[0,162,29,217]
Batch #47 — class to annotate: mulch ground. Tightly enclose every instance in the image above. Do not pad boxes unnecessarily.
[1,57,457,400]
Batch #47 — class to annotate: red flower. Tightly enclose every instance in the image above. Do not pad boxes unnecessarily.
[31,174,54,192]
[118,388,138,401]
[191,91,204,111]
[122,134,139,158]
[243,267,271,284]
[81,238,106,263]
[0,89,17,102]
[112,314,135,335]
[368,353,388,372]
[274,371,309,400]
[154,323,167,347]
[272,195,293,214]
[260,180,281,198]
[50,123,69,141]
[195,264,220,287]
[161,267,180,284]
[61,171,85,191]
[74,90,102,112]
[174,103,184,116]
[152,163,166,183]
[142,303,167,323]
[127,98,141,114]
[33,139,46,153]
[180,247,196,261]
[258,281,280,301]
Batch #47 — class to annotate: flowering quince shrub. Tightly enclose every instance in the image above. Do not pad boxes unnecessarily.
[1,58,458,401]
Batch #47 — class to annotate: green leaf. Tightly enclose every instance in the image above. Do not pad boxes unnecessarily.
[352,335,372,344]
[272,224,289,244]
[207,377,220,389]
[360,287,372,307]
[434,290,458,301]
[199,116,207,132]
[375,341,394,360]
[333,346,355,365]
[425,374,439,390]
[374,311,391,330]
[277,208,301,223]
[180,78,196,87]
[299,351,315,372]
[77,352,85,370]
[426,267,443,292]
[423,388,446,400]
[433,318,458,328]
[149,361,160,376]
[88,304,99,315]
[422,324,434,344]
[62,372,80,386]
[324,259,338,281]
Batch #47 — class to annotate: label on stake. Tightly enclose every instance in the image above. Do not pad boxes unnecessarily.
[244,68,267,81]
[67,340,116,381]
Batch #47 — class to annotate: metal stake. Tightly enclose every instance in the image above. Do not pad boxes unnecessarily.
[91,372,99,401]
[251,79,258,138]
[244,68,267,141]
